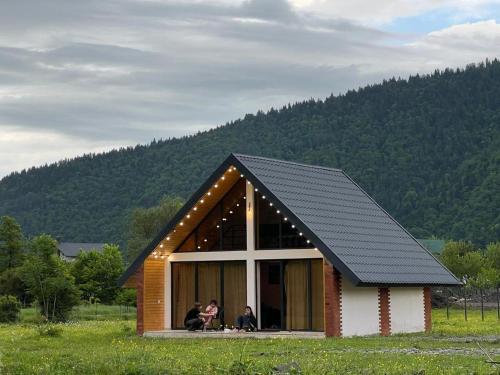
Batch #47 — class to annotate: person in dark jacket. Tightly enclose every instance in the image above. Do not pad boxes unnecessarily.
[184,302,204,331]
[235,306,257,331]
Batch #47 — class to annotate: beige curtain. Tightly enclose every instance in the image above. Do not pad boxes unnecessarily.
[172,263,195,328]
[197,263,221,308]
[285,260,309,330]
[311,259,324,331]
[223,262,247,328]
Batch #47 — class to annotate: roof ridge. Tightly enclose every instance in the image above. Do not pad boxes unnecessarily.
[232,153,343,173]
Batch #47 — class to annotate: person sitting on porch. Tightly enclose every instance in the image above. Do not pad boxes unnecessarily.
[202,299,218,329]
[184,302,204,331]
[235,306,257,332]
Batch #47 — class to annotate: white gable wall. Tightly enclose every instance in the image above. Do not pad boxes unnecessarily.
[389,287,425,333]
[341,277,379,336]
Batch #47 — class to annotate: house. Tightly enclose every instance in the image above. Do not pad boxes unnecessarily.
[58,242,105,261]
[119,154,460,337]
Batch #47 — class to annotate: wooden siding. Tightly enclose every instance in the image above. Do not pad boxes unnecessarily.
[123,272,137,288]
[143,258,165,332]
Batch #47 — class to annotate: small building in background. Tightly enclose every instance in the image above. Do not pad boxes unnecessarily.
[58,242,105,261]
[417,239,446,255]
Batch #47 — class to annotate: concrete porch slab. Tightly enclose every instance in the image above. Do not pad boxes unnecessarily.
[143,330,325,339]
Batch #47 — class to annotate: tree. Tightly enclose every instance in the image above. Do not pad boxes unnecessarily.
[115,288,137,307]
[21,235,80,322]
[71,244,124,304]
[125,196,183,264]
[485,242,500,270]
[0,216,24,272]
[440,240,481,279]
[0,268,31,306]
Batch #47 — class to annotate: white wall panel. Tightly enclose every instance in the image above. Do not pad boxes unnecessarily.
[341,278,380,336]
[390,287,425,333]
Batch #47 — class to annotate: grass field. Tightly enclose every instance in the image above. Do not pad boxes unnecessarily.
[0,308,498,374]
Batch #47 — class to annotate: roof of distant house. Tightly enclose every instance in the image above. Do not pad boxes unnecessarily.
[58,242,105,258]
[120,153,460,286]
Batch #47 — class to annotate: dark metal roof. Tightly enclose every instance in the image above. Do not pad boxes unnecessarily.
[119,153,460,286]
[58,242,105,258]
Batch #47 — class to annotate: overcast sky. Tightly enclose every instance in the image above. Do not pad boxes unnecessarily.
[1,0,500,178]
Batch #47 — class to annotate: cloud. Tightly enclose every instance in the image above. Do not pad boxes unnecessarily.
[0,0,499,177]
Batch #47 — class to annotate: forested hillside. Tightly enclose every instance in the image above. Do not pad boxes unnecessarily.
[1,61,499,245]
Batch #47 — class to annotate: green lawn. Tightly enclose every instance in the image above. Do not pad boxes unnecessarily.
[0,308,498,374]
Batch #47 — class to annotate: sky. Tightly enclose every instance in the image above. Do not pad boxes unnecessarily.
[1,0,500,178]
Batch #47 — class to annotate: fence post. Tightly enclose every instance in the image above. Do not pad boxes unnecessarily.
[446,288,450,320]
[464,287,467,322]
[497,287,499,321]
[480,289,484,321]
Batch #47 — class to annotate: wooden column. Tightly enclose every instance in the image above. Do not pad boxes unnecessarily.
[136,265,144,336]
[424,287,432,333]
[324,260,342,337]
[378,287,391,336]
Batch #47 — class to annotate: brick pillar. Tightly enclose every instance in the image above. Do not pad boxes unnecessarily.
[324,259,342,337]
[136,265,145,336]
[423,287,432,333]
[378,287,391,336]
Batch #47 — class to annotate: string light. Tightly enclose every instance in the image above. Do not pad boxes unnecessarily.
[160,244,164,248]
[186,214,191,219]
[284,217,287,221]
[214,184,219,188]
[254,188,258,192]
[269,203,273,206]
[262,195,266,199]
[291,225,295,228]
[166,237,170,241]
[200,199,204,203]
[299,232,303,236]
[204,238,208,242]
[276,210,280,214]
[240,174,244,178]
[221,176,225,180]
[180,222,184,226]
[207,192,211,196]
[193,207,197,211]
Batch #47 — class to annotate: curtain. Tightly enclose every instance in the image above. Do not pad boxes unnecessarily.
[311,259,324,331]
[197,263,221,308]
[223,262,247,328]
[285,260,309,330]
[172,263,195,328]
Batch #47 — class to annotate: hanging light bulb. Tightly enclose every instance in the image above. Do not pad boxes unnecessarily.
[284,217,287,221]
[240,174,244,178]
[160,244,164,248]
[221,176,226,180]
[207,192,211,196]
[193,207,197,211]
[229,210,233,214]
[200,199,205,203]
[214,184,219,188]
[254,188,258,192]
[291,225,295,228]
[166,236,170,241]
[180,222,184,226]
[306,240,310,243]
[276,210,280,214]
[186,214,191,219]
[204,238,208,242]
[299,232,303,236]
[160,255,165,259]
[269,203,273,206]
[262,195,266,199]
[216,224,220,229]
[236,203,240,207]
[197,245,201,249]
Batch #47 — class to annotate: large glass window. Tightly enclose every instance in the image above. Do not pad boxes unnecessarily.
[255,191,314,249]
[171,261,246,329]
[175,179,247,252]
[259,259,324,331]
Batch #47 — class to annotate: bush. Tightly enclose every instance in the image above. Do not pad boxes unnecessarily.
[0,295,21,323]
[37,324,63,337]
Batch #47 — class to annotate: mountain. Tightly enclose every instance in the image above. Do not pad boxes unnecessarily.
[1,61,499,245]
